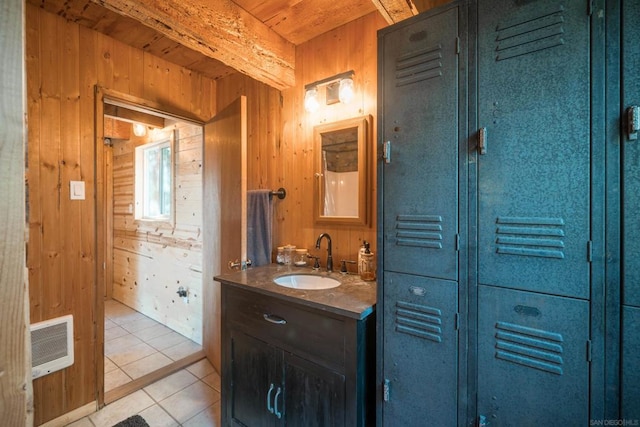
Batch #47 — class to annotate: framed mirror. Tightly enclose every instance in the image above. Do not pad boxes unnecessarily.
[314,115,371,226]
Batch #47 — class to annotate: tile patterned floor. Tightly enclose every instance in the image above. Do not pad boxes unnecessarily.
[63,300,220,426]
[67,358,221,426]
[104,300,203,392]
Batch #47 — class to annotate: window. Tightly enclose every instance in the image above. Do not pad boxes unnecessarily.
[134,132,174,222]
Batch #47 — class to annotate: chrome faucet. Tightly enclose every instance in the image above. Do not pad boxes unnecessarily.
[315,233,333,272]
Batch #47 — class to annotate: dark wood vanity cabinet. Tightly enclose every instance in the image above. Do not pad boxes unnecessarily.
[221,284,374,426]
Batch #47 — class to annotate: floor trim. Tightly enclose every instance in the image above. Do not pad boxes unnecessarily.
[38,401,97,427]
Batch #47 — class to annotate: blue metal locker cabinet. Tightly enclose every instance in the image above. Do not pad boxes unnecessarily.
[378,4,466,425]
[622,0,640,419]
[476,0,595,424]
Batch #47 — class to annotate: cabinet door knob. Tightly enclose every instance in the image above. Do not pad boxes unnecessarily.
[266,383,275,414]
[274,386,283,419]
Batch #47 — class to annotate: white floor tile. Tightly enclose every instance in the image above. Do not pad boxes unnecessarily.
[105,325,129,342]
[121,352,173,379]
[104,357,118,374]
[159,382,218,424]
[202,371,221,392]
[162,340,202,361]
[105,334,144,355]
[132,323,173,342]
[182,401,222,427]
[186,358,215,379]
[120,317,161,334]
[108,342,157,367]
[146,331,189,351]
[138,404,179,427]
[105,368,132,392]
[144,369,199,402]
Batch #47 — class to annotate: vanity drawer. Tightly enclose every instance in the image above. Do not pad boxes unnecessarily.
[225,286,346,370]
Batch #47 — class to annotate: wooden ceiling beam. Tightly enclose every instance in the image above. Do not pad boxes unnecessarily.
[370,0,418,24]
[91,0,296,90]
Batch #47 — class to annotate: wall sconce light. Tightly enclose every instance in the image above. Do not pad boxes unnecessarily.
[132,123,147,137]
[304,70,355,112]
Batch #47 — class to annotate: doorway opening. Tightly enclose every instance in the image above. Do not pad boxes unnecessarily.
[100,94,206,401]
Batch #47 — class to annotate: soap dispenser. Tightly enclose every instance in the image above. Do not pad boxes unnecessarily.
[358,241,376,281]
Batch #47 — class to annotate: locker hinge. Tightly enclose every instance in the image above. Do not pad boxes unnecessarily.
[455,313,460,331]
[382,141,392,164]
[586,339,592,362]
[588,0,594,16]
[383,379,391,402]
[455,234,460,251]
[455,36,461,54]
[587,241,593,262]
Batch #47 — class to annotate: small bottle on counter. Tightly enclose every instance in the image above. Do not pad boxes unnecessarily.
[276,247,285,264]
[294,249,308,266]
[359,241,376,281]
[357,241,368,276]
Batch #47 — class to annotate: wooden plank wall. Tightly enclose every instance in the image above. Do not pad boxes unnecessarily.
[218,12,386,266]
[111,123,204,344]
[1,0,31,425]
[25,4,216,424]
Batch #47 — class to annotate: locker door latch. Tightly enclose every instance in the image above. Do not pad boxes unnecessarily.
[382,141,392,164]
[478,127,488,155]
[627,106,640,141]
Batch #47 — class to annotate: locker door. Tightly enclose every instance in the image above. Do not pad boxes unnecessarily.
[476,0,593,424]
[477,0,591,300]
[621,0,640,418]
[477,286,590,425]
[380,6,460,281]
[382,272,458,425]
[378,5,463,426]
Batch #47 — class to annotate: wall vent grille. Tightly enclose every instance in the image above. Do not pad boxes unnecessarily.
[31,315,74,379]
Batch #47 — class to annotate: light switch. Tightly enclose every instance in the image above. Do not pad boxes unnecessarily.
[70,181,85,200]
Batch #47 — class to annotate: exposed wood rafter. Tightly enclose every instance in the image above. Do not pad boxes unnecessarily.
[370,0,418,24]
[91,0,296,90]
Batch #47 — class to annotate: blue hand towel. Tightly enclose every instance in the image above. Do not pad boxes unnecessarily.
[247,189,273,267]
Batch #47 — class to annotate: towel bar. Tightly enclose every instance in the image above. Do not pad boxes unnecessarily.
[270,188,286,200]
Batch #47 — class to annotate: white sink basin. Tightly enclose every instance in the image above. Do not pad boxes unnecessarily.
[273,274,341,290]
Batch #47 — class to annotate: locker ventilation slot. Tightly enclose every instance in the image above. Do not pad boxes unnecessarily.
[395,44,443,87]
[495,5,566,61]
[495,216,565,259]
[494,321,564,375]
[31,315,74,379]
[395,301,442,343]
[395,215,443,249]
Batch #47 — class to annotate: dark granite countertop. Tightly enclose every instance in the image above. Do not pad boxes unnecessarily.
[214,264,376,320]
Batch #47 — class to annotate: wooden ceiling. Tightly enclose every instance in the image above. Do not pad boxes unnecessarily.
[28,0,443,90]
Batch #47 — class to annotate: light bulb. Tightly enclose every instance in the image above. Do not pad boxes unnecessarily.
[132,123,147,137]
[304,88,320,113]
[339,78,355,104]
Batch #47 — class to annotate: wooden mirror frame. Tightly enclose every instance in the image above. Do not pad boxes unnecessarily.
[313,115,371,226]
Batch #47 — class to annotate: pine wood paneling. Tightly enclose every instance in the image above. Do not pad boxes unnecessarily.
[26,5,216,424]
[277,12,385,265]
[215,12,383,269]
